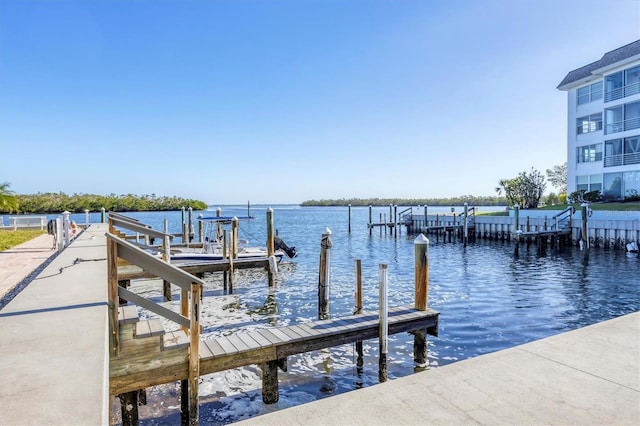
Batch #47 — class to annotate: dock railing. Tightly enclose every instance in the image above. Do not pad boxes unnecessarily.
[551,206,575,233]
[105,232,203,424]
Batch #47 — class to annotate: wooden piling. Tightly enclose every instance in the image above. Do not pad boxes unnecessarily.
[463,202,469,247]
[188,207,194,242]
[318,228,332,320]
[188,283,201,425]
[414,234,429,311]
[198,214,203,242]
[348,204,352,234]
[379,263,388,382]
[181,379,188,426]
[118,391,139,426]
[354,259,363,369]
[368,205,372,236]
[262,360,279,404]
[581,203,590,260]
[162,219,171,302]
[266,207,275,286]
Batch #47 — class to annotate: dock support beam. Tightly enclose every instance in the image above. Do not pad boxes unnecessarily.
[119,391,139,426]
[262,360,279,404]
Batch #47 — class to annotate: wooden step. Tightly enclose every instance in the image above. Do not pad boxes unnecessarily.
[118,305,139,325]
[162,330,190,350]
[135,319,165,339]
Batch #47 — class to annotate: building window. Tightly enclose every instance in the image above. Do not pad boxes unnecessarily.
[576,174,603,193]
[576,113,602,134]
[604,66,640,102]
[577,81,603,105]
[604,172,623,199]
[576,143,602,163]
[604,101,640,134]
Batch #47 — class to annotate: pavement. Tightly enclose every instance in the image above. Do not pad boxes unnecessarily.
[237,312,640,425]
[0,224,109,425]
[0,232,58,308]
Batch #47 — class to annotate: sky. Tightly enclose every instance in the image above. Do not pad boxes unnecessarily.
[1,1,639,205]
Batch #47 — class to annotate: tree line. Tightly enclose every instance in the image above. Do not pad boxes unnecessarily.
[0,189,207,214]
[301,195,509,207]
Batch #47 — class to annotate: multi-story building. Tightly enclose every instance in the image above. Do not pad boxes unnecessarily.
[557,40,640,200]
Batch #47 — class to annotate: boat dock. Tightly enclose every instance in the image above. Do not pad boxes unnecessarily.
[0,223,638,425]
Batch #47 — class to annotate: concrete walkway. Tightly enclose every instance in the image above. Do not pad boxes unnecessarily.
[0,224,109,425]
[238,312,640,425]
[0,232,58,305]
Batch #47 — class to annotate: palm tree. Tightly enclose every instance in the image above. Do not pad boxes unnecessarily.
[0,182,19,213]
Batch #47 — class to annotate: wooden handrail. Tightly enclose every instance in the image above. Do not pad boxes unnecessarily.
[106,230,202,424]
[108,213,171,241]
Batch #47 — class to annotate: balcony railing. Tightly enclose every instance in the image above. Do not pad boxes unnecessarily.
[604,116,640,134]
[604,152,640,167]
[604,81,640,102]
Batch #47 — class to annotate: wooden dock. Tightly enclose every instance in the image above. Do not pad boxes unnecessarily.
[105,212,438,424]
[110,304,439,395]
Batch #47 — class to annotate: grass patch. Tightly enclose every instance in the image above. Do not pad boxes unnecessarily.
[539,202,640,212]
[0,229,47,251]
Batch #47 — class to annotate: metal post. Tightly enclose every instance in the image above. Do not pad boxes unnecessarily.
[101,207,106,223]
[63,211,70,247]
[84,209,90,228]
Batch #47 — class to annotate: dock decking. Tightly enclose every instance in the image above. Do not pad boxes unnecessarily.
[110,305,438,395]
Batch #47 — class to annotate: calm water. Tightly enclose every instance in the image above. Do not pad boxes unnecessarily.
[74,205,639,425]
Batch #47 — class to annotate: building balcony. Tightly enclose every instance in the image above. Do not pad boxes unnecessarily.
[604,81,640,102]
[604,117,640,135]
[604,152,640,167]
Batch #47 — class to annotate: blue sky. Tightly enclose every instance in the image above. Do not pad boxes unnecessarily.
[1,0,639,204]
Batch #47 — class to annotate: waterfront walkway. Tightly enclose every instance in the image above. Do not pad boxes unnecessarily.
[0,224,109,425]
[237,312,639,425]
[0,232,57,304]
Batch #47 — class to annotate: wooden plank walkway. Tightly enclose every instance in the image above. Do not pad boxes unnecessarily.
[110,305,439,395]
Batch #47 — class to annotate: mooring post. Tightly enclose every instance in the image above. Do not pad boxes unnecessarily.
[163,219,172,302]
[188,207,194,243]
[84,209,90,227]
[198,214,203,242]
[389,204,393,236]
[262,360,279,404]
[514,204,520,236]
[414,234,429,310]
[318,228,332,320]
[413,234,429,368]
[101,207,106,223]
[266,207,275,286]
[379,263,388,382]
[223,229,229,291]
[581,203,590,259]
[514,230,522,257]
[463,202,469,247]
[348,204,352,234]
[354,259,364,369]
[424,204,428,232]
[368,205,372,236]
[232,217,239,259]
[394,204,398,237]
